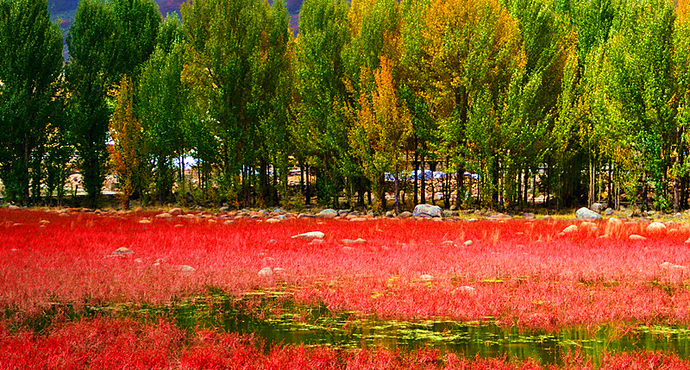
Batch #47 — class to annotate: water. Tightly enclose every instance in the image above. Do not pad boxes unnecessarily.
[163,292,690,365]
[18,292,690,365]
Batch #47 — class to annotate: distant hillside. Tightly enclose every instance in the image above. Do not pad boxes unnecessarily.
[48,0,302,37]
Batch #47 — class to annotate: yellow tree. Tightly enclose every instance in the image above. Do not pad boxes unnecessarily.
[420,0,526,207]
[108,77,142,209]
[350,57,412,213]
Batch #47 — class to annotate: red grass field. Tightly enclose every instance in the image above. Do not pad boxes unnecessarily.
[2,208,690,368]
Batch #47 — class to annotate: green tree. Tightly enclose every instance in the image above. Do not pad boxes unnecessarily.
[0,0,63,205]
[291,0,351,207]
[138,14,187,204]
[66,0,115,206]
[181,0,266,205]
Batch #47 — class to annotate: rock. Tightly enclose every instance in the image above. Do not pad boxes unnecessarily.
[413,204,442,218]
[490,213,512,220]
[563,225,578,234]
[457,286,477,294]
[155,212,173,219]
[629,234,647,241]
[297,213,313,219]
[660,262,687,270]
[317,209,338,218]
[443,210,456,218]
[112,247,133,256]
[385,211,395,218]
[576,207,602,220]
[440,240,454,246]
[178,265,196,273]
[174,224,184,228]
[604,208,614,216]
[591,202,605,213]
[350,217,368,222]
[139,219,151,224]
[674,213,683,219]
[368,211,380,217]
[258,267,273,276]
[420,274,434,281]
[265,218,281,224]
[523,213,536,220]
[342,238,367,245]
[169,208,182,215]
[608,217,623,226]
[646,222,667,235]
[463,240,474,247]
[338,210,350,217]
[292,231,325,240]
[7,205,20,210]
[399,211,413,218]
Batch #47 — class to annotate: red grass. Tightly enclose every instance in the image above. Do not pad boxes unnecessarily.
[2,316,690,369]
[3,209,690,333]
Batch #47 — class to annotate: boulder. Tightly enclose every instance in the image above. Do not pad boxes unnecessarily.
[523,213,536,220]
[292,231,325,240]
[265,218,281,224]
[590,202,605,213]
[112,247,133,256]
[342,238,367,245]
[562,225,578,234]
[155,212,173,219]
[576,207,602,220]
[646,222,667,235]
[413,204,442,218]
[317,209,338,218]
[178,265,196,273]
[258,267,273,276]
[629,234,647,241]
[604,208,615,216]
[169,208,182,215]
[399,211,413,218]
[138,219,151,224]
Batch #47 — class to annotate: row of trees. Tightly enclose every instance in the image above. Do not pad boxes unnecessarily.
[2,0,690,212]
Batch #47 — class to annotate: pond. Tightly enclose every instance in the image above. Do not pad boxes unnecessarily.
[158,291,690,365]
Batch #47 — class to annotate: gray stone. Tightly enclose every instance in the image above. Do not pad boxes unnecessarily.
[385,211,395,218]
[338,210,350,216]
[523,213,536,219]
[674,213,683,219]
[258,267,273,276]
[7,204,20,210]
[292,231,325,240]
[604,208,614,216]
[413,204,442,218]
[155,212,173,219]
[575,207,602,220]
[443,210,457,218]
[591,202,605,213]
[399,211,413,218]
[219,206,230,213]
[178,265,196,273]
[317,209,338,218]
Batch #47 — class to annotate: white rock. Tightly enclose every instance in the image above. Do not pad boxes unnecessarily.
[646,222,667,235]
[291,231,325,240]
[563,225,578,234]
[258,267,273,276]
[629,234,647,241]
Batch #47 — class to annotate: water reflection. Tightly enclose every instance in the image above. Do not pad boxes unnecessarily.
[164,294,690,365]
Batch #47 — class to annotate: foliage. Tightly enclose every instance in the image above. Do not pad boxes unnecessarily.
[0,0,63,205]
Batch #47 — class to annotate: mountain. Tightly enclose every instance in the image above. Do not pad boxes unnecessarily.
[48,0,302,38]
